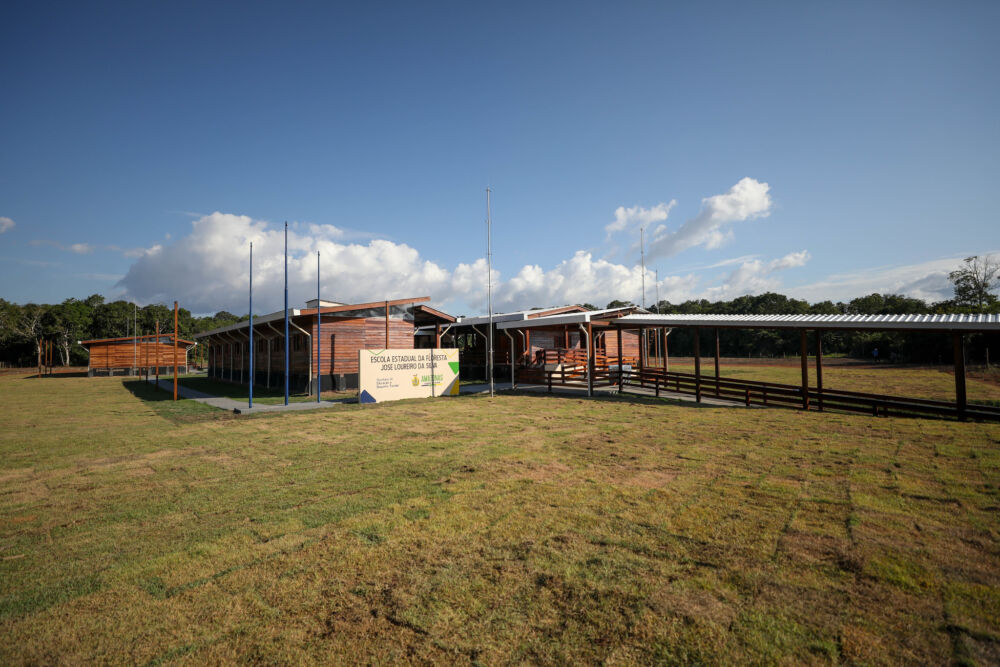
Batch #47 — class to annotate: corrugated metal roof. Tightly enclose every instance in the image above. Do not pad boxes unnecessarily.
[612,313,1000,331]
[456,306,587,327]
[496,306,647,330]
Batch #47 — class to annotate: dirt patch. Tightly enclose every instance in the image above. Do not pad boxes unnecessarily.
[511,461,572,482]
[624,469,679,488]
[647,586,737,627]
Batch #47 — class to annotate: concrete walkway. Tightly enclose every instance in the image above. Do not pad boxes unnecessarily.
[153,379,346,415]
[153,378,742,415]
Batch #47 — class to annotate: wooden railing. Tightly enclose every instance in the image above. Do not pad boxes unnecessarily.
[617,367,1000,422]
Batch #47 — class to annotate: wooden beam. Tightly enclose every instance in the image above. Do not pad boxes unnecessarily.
[714,328,721,397]
[434,322,441,349]
[638,327,645,373]
[694,327,701,403]
[385,300,390,348]
[587,322,594,397]
[663,327,669,373]
[616,325,624,393]
[815,330,824,412]
[799,329,809,411]
[954,332,967,421]
[173,301,178,401]
[661,327,667,371]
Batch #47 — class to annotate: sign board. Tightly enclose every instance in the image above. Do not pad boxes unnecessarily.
[358,348,460,404]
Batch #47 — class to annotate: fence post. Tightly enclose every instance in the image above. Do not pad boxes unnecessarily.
[694,327,702,403]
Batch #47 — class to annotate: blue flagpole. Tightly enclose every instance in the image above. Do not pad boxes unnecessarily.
[249,241,254,409]
[284,222,289,406]
[317,251,321,403]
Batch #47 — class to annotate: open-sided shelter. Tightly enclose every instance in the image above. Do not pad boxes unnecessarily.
[490,305,647,391]
[195,297,455,393]
[80,334,196,376]
[607,313,1000,421]
[445,306,593,381]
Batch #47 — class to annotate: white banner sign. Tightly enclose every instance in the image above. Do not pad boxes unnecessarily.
[358,348,460,404]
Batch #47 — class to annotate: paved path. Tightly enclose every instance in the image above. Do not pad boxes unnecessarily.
[153,379,346,415]
[153,378,743,415]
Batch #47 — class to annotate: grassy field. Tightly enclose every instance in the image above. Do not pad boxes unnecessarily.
[1,372,999,664]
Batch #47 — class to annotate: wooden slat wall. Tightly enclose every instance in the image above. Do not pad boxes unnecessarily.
[206,315,417,377]
[603,329,639,357]
[89,341,189,369]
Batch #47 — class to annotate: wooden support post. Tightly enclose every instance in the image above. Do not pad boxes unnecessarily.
[616,326,624,393]
[435,323,441,349]
[661,327,667,372]
[587,322,594,397]
[144,333,149,383]
[173,301,178,401]
[638,327,645,375]
[714,328,721,397]
[815,330,824,412]
[385,300,390,348]
[799,329,809,411]
[954,332,967,421]
[563,326,569,349]
[694,328,702,403]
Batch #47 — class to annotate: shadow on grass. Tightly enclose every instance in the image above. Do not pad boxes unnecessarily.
[178,376,358,405]
[24,370,90,379]
[122,379,226,424]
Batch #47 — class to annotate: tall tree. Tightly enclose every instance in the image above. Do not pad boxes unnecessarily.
[948,255,1000,313]
[1,303,46,361]
[44,298,93,365]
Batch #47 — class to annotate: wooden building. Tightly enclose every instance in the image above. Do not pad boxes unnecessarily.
[80,335,195,376]
[447,305,644,381]
[195,297,455,393]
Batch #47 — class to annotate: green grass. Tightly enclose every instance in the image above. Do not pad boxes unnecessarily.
[1,371,999,663]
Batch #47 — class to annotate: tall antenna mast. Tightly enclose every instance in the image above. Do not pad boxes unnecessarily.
[655,269,659,314]
[486,187,495,398]
[640,226,646,309]
[249,241,254,410]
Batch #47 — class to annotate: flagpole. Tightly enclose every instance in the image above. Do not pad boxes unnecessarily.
[316,251,321,403]
[486,187,494,398]
[249,241,254,410]
[284,222,289,406]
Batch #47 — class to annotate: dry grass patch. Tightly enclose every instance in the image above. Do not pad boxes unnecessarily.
[0,372,998,663]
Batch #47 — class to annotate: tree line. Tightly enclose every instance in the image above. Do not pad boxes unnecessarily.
[0,256,996,367]
[597,255,1000,364]
[0,295,244,367]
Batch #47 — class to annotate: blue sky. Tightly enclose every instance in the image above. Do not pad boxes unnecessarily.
[1,1,997,315]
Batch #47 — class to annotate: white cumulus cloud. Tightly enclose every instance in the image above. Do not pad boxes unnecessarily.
[785,253,1000,304]
[605,201,676,236]
[495,250,698,311]
[0,217,14,234]
[118,212,460,314]
[703,250,810,299]
[648,177,772,261]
